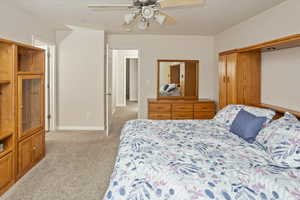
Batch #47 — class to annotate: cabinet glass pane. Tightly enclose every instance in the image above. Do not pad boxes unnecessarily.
[22,78,41,133]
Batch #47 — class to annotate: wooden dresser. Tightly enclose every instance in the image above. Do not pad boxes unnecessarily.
[148,99,216,120]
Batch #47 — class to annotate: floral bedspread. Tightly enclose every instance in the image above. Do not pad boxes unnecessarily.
[103,120,300,200]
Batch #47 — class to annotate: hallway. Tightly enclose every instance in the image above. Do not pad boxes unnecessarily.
[1,104,139,200]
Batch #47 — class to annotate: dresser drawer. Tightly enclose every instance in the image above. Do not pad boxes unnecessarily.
[172,112,194,120]
[172,104,193,112]
[194,103,216,112]
[194,112,215,119]
[149,103,171,112]
[149,113,171,120]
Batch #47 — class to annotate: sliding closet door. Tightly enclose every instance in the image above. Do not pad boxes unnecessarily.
[226,53,238,105]
[218,55,227,109]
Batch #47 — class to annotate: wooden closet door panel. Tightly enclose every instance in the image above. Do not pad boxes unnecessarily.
[237,52,261,105]
[218,55,227,109]
[18,137,33,176]
[226,53,238,105]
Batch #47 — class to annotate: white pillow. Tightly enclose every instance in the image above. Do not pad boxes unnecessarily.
[214,104,275,128]
[257,112,300,168]
[256,112,299,145]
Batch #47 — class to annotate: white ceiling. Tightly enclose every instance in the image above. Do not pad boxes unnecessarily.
[11,0,286,35]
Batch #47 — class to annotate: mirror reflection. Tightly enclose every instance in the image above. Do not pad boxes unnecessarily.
[158,60,198,99]
[159,62,185,96]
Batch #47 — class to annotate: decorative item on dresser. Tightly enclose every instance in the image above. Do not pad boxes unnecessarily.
[0,38,45,196]
[148,99,216,120]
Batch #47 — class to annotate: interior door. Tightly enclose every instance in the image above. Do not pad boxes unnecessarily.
[105,44,113,136]
[18,75,44,139]
[218,55,227,109]
[226,53,238,105]
[170,64,180,85]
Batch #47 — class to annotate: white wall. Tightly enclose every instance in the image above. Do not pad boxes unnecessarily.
[215,0,300,110]
[56,31,105,130]
[262,47,300,111]
[0,1,55,44]
[129,59,138,101]
[108,34,215,118]
[215,0,300,52]
[112,50,138,107]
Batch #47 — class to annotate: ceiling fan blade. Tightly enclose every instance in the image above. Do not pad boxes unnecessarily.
[159,0,205,8]
[158,11,176,25]
[123,15,142,31]
[88,4,131,9]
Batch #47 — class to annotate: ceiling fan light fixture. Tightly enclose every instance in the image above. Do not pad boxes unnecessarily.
[124,13,136,24]
[155,14,166,25]
[142,6,155,19]
[138,19,148,30]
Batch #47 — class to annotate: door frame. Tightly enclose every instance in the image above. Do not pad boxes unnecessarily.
[110,48,141,117]
[105,44,113,136]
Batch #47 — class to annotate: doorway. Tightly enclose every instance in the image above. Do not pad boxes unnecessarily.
[105,49,139,135]
[126,58,139,102]
[125,58,139,115]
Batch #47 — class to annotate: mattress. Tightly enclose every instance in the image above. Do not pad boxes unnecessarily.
[103,119,300,200]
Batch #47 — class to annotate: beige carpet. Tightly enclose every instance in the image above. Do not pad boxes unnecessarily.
[1,102,138,200]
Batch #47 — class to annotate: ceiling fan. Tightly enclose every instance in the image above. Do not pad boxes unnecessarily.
[88,0,205,31]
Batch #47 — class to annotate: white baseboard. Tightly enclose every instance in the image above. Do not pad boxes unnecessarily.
[57,126,105,131]
[116,104,126,107]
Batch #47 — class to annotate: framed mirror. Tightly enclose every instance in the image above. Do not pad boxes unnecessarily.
[157,60,199,99]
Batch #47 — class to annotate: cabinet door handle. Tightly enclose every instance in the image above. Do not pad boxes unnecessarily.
[223,76,226,83]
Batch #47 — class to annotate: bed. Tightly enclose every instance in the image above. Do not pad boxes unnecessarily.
[103,105,300,200]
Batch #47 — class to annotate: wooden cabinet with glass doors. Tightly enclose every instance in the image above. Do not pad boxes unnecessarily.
[0,38,45,196]
[0,40,15,196]
[16,45,45,179]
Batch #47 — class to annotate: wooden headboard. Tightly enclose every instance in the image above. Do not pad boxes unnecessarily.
[255,103,300,120]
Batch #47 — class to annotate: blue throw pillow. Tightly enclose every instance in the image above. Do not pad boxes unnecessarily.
[230,109,267,143]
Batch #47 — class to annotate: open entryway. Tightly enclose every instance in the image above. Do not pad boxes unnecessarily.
[105,48,140,135]
[125,58,139,111]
